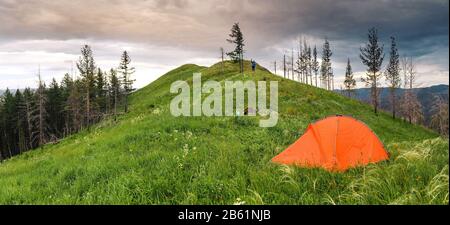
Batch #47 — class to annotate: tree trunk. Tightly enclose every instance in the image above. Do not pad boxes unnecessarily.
[373,72,378,114]
[86,88,90,125]
[391,90,396,119]
[39,92,45,146]
[274,61,276,74]
[114,90,117,121]
[315,72,318,87]
[25,100,33,149]
[305,71,308,84]
[124,94,128,113]
[291,51,294,80]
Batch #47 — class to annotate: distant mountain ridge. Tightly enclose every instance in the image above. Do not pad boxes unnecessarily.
[336,84,449,124]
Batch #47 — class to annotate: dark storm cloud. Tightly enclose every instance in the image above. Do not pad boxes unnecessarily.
[0,0,448,88]
[1,0,447,51]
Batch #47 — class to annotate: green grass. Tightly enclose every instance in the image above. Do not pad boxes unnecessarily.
[0,61,448,205]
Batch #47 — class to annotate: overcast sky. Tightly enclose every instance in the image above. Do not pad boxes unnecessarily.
[0,0,448,89]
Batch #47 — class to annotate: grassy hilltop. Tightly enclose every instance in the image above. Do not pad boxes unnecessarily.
[0,61,448,204]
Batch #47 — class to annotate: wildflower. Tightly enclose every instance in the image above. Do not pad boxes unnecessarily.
[233,198,246,205]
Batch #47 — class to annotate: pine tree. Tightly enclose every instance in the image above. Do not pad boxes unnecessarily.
[307,45,312,85]
[0,95,4,160]
[1,89,15,158]
[343,58,356,97]
[320,38,333,90]
[299,39,310,84]
[312,46,319,87]
[385,36,401,118]
[291,49,294,80]
[23,88,35,149]
[360,27,384,114]
[109,68,121,120]
[118,51,135,113]
[60,73,74,136]
[226,22,245,73]
[14,90,27,153]
[295,40,304,82]
[76,45,96,126]
[66,79,83,133]
[61,73,73,102]
[47,78,64,138]
[95,68,108,116]
[298,39,311,84]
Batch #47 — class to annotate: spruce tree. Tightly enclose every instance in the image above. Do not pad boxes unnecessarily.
[312,46,319,87]
[23,88,35,149]
[61,73,73,101]
[226,22,245,73]
[1,89,15,157]
[307,46,312,85]
[47,78,64,138]
[0,95,4,160]
[14,90,27,153]
[118,51,135,113]
[385,36,401,118]
[320,38,333,90]
[76,45,96,125]
[95,68,108,115]
[109,68,121,119]
[360,27,384,114]
[343,58,356,97]
[60,73,74,136]
[66,79,83,133]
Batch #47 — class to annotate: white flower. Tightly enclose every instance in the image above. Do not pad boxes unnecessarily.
[233,198,246,205]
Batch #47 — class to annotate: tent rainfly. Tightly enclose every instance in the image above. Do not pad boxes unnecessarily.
[272,115,389,171]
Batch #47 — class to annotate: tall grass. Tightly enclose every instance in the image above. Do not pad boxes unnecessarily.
[0,61,447,205]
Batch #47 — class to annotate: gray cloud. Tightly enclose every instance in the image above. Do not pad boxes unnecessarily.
[0,0,448,89]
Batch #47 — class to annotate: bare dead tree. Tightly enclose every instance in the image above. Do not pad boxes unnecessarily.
[33,69,49,147]
[400,57,423,124]
[291,48,294,80]
[430,95,449,136]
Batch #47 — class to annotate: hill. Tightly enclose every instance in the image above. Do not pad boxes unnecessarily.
[0,61,448,204]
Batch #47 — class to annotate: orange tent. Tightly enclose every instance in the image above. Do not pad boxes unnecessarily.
[272,115,389,171]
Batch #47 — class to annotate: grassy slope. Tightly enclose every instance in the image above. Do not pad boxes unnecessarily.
[0,61,448,205]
